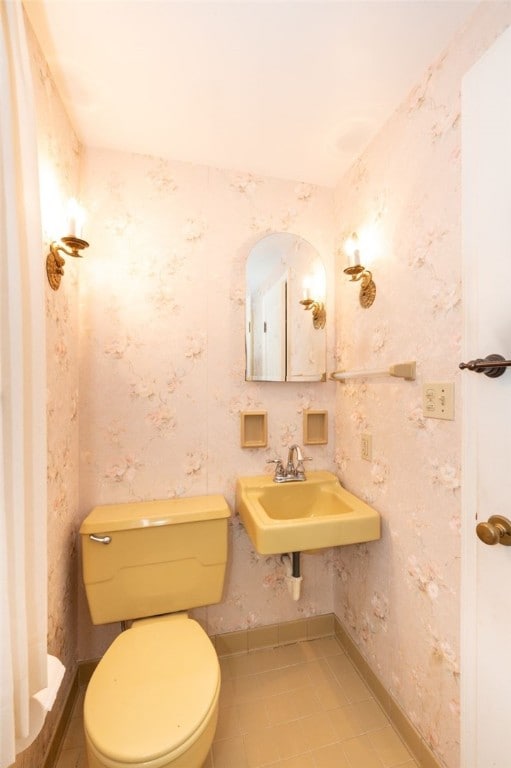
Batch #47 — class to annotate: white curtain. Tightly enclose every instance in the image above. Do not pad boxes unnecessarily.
[0,1,49,765]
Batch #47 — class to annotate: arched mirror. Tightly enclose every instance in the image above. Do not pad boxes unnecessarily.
[245,233,326,382]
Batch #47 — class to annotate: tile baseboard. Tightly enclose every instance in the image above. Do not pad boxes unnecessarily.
[333,616,442,768]
[42,671,79,768]
[212,612,335,656]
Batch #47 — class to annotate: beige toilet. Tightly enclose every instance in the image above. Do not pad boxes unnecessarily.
[79,495,230,768]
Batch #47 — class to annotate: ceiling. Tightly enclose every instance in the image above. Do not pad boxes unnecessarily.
[24,0,477,188]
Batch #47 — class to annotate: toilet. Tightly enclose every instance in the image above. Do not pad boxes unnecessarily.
[79,495,230,768]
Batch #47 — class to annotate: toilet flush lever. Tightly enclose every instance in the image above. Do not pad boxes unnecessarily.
[89,533,112,545]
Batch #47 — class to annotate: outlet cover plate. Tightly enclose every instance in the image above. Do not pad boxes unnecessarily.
[423,382,454,420]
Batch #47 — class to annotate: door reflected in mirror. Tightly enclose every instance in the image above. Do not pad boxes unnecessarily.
[245,233,326,382]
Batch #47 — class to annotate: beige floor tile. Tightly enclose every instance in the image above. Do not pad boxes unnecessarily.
[271,663,312,694]
[311,741,351,768]
[327,704,364,742]
[297,712,339,751]
[325,652,359,679]
[278,754,316,768]
[219,676,236,707]
[246,647,281,674]
[237,700,271,734]
[367,727,414,767]
[212,736,249,768]
[243,727,282,767]
[232,672,271,702]
[314,679,350,711]
[272,719,311,760]
[53,636,420,768]
[304,658,336,687]
[219,656,232,680]
[214,704,241,741]
[348,699,390,733]
[227,652,258,677]
[227,648,281,677]
[265,686,322,724]
[341,735,385,768]
[334,667,373,704]
[260,668,295,697]
[392,762,418,768]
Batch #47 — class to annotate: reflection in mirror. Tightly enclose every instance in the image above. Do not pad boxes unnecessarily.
[245,233,326,382]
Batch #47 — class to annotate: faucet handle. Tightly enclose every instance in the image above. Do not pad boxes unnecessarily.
[267,457,285,479]
[295,456,312,479]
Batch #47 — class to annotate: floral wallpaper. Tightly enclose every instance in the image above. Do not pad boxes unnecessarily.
[17,4,511,768]
[76,149,337,659]
[332,5,511,768]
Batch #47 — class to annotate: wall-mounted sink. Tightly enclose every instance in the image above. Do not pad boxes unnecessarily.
[235,470,380,554]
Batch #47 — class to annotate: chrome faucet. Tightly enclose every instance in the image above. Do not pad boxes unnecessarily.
[267,444,311,482]
[286,444,304,477]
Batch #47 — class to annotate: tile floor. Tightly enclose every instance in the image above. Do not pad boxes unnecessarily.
[55,635,419,768]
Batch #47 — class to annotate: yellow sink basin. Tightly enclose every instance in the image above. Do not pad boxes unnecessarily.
[235,470,380,554]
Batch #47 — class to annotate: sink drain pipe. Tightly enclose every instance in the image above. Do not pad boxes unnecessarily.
[281,552,303,601]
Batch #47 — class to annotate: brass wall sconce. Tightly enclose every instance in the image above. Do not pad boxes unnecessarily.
[46,236,89,290]
[299,298,326,329]
[46,199,89,290]
[343,233,376,308]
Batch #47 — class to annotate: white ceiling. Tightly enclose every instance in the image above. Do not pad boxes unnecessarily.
[24,0,477,188]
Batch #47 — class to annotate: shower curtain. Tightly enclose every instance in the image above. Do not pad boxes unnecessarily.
[0,1,48,765]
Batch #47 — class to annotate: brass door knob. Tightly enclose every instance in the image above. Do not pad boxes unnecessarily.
[476,515,511,546]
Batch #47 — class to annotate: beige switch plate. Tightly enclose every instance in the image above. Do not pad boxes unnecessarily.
[361,433,372,461]
[423,382,454,420]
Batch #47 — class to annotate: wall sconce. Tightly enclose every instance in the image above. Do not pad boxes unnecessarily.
[46,199,89,291]
[300,276,326,329]
[343,233,376,308]
[299,298,326,329]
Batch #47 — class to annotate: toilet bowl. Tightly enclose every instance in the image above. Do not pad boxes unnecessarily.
[84,614,220,768]
[79,495,230,768]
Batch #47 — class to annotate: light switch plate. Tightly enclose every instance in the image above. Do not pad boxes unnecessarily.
[361,433,372,461]
[423,382,454,420]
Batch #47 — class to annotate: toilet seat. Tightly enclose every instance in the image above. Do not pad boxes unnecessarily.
[84,614,220,767]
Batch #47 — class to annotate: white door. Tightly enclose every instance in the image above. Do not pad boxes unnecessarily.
[461,25,511,768]
[262,277,286,381]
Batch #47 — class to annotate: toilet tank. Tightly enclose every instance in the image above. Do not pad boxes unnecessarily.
[80,495,230,625]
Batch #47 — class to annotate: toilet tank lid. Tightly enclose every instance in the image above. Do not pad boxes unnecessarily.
[80,494,230,534]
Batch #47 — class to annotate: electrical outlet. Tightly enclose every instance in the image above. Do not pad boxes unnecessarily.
[361,433,372,461]
[423,382,455,420]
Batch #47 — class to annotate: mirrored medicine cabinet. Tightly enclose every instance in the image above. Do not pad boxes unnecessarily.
[245,232,327,382]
